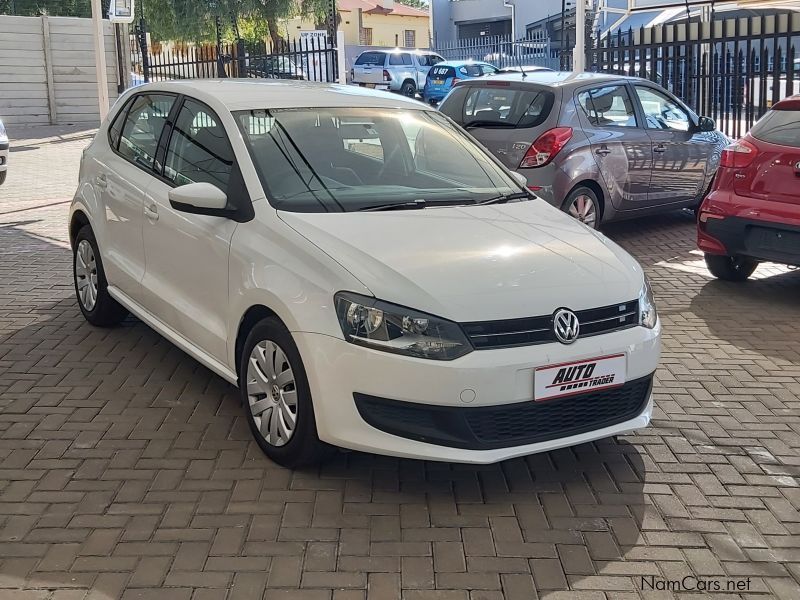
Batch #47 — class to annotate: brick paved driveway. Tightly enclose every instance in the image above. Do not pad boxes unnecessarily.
[1,126,799,600]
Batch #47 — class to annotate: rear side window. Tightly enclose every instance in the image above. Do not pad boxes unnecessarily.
[750,108,800,148]
[461,86,555,128]
[355,52,386,66]
[389,53,413,66]
[430,66,455,79]
[118,94,175,170]
[459,64,482,77]
[577,85,637,128]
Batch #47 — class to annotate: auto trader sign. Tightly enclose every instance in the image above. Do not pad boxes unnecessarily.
[300,30,329,82]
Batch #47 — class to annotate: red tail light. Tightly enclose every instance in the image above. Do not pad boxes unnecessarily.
[719,138,758,169]
[520,127,573,168]
[383,69,391,82]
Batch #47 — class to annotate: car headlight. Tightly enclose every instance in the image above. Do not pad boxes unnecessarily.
[335,292,472,360]
[0,120,7,143]
[639,277,658,329]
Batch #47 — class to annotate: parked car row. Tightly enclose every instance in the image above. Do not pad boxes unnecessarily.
[70,80,660,467]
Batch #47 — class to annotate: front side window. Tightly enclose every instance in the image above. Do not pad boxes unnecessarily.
[164,99,234,193]
[235,108,521,213]
[577,85,637,128]
[480,64,499,76]
[118,94,175,170]
[635,86,690,131]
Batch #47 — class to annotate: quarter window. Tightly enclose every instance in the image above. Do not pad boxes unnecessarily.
[164,99,234,193]
[635,86,690,131]
[118,94,175,170]
[577,85,637,128]
[389,53,413,66]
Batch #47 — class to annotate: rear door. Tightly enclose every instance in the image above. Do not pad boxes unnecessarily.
[633,84,710,206]
[575,83,652,211]
[352,51,386,85]
[737,106,800,205]
[439,82,556,170]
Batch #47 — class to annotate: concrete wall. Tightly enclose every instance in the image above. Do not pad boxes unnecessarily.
[0,15,119,127]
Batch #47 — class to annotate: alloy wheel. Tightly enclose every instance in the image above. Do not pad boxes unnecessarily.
[567,194,598,228]
[246,340,298,447]
[75,239,98,311]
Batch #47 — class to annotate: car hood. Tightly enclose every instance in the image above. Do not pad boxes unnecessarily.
[278,201,644,322]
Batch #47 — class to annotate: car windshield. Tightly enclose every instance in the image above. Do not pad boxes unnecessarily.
[750,108,800,148]
[235,107,522,213]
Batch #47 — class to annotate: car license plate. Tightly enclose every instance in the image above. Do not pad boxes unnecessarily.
[534,353,626,402]
[434,79,444,85]
[365,83,376,88]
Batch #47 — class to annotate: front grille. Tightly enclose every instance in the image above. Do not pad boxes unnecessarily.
[354,375,652,450]
[461,300,639,349]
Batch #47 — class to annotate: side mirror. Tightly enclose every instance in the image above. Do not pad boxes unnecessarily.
[168,182,228,214]
[697,116,716,132]
[511,171,529,188]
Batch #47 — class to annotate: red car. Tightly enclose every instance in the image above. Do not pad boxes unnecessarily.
[697,94,800,280]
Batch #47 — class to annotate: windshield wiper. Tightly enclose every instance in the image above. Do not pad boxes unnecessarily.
[476,192,530,205]
[358,199,427,212]
[464,120,516,130]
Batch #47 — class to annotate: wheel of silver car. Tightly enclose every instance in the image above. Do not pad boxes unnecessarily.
[562,187,601,229]
[72,224,128,327]
[239,317,332,467]
[246,340,298,447]
[75,239,98,312]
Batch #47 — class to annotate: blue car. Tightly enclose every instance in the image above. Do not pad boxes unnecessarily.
[423,60,500,104]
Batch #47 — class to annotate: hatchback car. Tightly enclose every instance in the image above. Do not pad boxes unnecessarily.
[0,117,7,185]
[423,60,500,104]
[70,80,660,467]
[698,94,800,280]
[439,72,730,228]
[351,49,444,97]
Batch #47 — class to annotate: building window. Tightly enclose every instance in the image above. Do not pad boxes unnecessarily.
[360,27,373,45]
[404,30,416,48]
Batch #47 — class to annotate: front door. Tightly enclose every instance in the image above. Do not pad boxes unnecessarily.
[99,93,176,304]
[633,85,711,207]
[575,84,652,211]
[140,98,239,363]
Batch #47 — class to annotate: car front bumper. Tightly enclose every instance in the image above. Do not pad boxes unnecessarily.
[294,321,660,463]
[699,191,800,266]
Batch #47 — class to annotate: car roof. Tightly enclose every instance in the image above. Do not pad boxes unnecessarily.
[357,48,439,55]
[128,80,430,112]
[773,94,800,110]
[462,71,642,88]
[436,60,487,67]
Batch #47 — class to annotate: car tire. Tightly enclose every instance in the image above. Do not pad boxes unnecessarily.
[400,80,416,98]
[0,171,6,185]
[562,186,601,229]
[73,225,129,326]
[239,317,332,468]
[704,253,758,281]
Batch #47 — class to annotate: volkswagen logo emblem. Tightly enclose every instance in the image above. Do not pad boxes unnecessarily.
[553,308,580,344]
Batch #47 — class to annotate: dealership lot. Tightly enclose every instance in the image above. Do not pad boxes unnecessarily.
[1,126,800,599]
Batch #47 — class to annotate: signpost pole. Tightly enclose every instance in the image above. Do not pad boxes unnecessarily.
[92,0,110,121]
[574,0,586,71]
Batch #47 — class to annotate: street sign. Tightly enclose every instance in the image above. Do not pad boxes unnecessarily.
[108,0,135,24]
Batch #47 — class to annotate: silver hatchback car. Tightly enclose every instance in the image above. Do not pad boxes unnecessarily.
[351,49,444,97]
[439,72,730,228]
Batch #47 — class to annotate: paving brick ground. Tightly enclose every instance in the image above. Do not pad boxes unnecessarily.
[1,125,799,600]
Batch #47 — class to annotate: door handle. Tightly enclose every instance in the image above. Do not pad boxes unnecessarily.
[95,174,108,189]
[653,144,667,153]
[594,147,612,156]
[144,204,159,221]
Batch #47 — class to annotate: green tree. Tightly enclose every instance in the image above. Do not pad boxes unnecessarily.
[395,0,427,10]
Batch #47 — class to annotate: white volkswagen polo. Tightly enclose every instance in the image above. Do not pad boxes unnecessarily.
[70,80,660,467]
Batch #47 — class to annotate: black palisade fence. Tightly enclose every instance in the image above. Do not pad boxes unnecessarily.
[596,11,800,138]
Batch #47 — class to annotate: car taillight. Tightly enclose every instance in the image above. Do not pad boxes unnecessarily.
[719,139,758,169]
[519,127,573,168]
[383,69,391,82]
